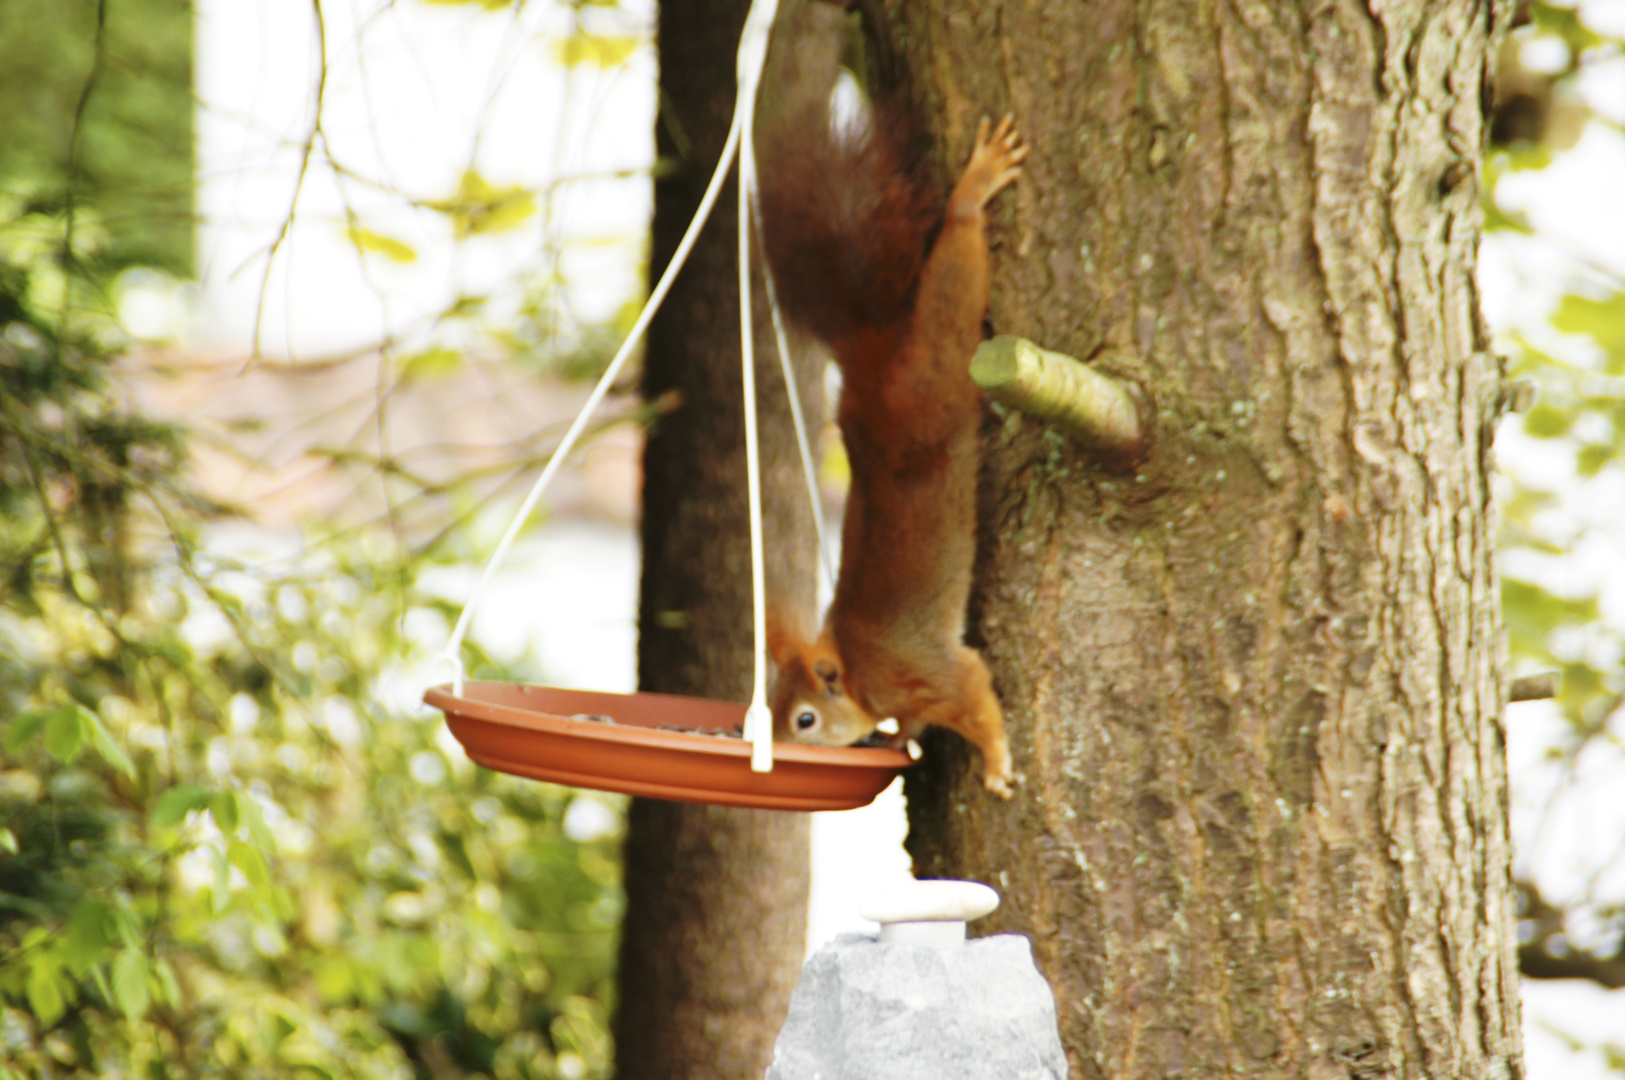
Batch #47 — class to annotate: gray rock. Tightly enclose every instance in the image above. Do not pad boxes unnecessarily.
[765,934,1067,1080]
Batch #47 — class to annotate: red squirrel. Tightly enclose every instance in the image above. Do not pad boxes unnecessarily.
[755,13,1025,798]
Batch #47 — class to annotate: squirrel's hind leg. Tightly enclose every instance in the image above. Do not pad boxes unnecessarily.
[953,650,1016,799]
[896,649,1015,798]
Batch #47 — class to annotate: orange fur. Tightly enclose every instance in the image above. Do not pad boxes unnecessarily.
[760,113,1026,798]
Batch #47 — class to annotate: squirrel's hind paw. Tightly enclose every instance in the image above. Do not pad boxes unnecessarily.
[983,768,1021,800]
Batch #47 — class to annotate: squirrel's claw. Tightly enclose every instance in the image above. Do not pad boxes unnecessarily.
[983,768,1019,800]
[958,115,1027,212]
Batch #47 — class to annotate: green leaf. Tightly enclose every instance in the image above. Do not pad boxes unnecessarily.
[81,706,135,779]
[313,957,355,1003]
[151,785,211,830]
[43,703,85,764]
[440,832,476,879]
[1502,578,1599,658]
[211,790,241,836]
[112,948,151,1020]
[0,828,15,855]
[1530,4,1605,52]
[430,170,537,238]
[90,963,112,1007]
[227,839,272,892]
[1482,197,1534,234]
[236,792,275,851]
[345,225,418,264]
[4,709,50,754]
[1551,291,1625,358]
[1522,403,1573,439]
[113,904,143,950]
[445,293,487,320]
[61,900,114,974]
[153,958,181,1008]
[212,844,233,914]
[377,932,428,992]
[554,34,640,69]
[270,1011,297,1044]
[1504,336,1566,379]
[281,1053,336,1080]
[400,347,463,380]
[1577,442,1615,477]
[1504,142,1554,173]
[26,960,65,1027]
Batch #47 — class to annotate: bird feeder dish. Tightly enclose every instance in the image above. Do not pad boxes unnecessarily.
[426,682,909,811]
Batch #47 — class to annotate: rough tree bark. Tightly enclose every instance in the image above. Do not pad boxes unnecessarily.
[613,0,821,1076]
[888,2,1525,1078]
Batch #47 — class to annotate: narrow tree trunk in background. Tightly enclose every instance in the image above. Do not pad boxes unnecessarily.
[887,2,1524,1078]
[614,0,819,1076]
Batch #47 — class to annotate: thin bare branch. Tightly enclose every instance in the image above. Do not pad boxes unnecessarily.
[244,0,330,372]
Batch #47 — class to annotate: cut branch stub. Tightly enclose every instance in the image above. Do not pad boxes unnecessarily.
[970,336,1145,465]
[1508,672,1559,703]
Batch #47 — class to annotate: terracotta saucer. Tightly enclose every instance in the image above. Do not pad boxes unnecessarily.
[424,681,910,811]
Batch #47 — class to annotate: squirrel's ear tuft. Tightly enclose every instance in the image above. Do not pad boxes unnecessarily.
[811,654,845,697]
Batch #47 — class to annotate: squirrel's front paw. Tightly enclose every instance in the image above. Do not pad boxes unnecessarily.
[959,114,1029,211]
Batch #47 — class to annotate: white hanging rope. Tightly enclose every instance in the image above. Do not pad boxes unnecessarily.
[431,0,794,779]
[430,84,747,698]
[739,162,773,774]
[735,0,781,773]
[753,188,838,593]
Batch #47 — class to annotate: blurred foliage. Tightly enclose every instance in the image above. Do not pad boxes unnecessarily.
[277,0,660,536]
[0,233,624,1077]
[1488,2,1625,1053]
[0,0,193,278]
[1489,0,1625,741]
[0,3,626,1078]
[428,171,542,242]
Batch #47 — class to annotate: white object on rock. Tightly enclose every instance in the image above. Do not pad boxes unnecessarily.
[765,932,1066,1080]
[859,879,1000,948]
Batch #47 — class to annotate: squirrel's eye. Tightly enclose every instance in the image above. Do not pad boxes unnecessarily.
[795,710,818,732]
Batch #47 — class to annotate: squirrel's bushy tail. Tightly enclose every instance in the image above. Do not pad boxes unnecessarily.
[754,0,935,343]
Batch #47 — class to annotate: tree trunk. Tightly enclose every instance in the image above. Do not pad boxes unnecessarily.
[888,2,1524,1078]
[614,0,820,1075]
